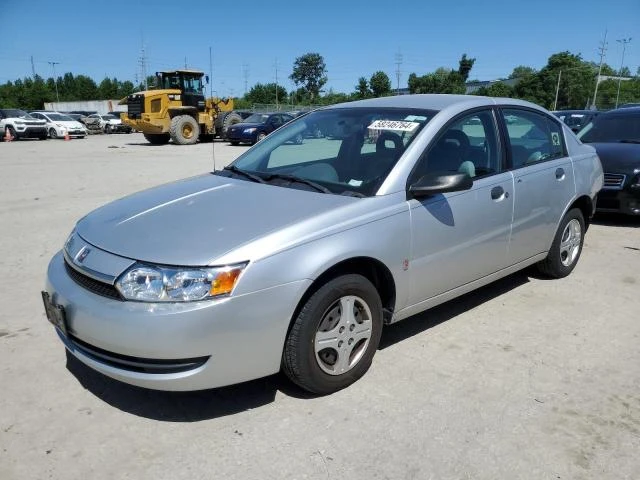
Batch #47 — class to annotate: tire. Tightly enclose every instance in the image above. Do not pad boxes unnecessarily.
[104,124,111,134]
[169,115,199,145]
[536,208,585,278]
[143,133,170,145]
[255,131,267,144]
[215,111,243,138]
[294,133,303,145]
[283,274,383,395]
[49,128,58,139]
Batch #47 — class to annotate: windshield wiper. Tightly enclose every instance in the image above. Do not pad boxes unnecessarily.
[223,165,267,184]
[265,173,332,194]
[619,139,640,144]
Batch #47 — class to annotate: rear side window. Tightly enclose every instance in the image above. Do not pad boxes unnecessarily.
[501,109,566,168]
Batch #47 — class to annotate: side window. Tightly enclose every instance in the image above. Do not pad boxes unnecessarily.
[502,108,565,169]
[413,109,501,179]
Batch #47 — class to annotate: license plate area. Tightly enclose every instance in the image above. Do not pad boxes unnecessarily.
[41,291,68,336]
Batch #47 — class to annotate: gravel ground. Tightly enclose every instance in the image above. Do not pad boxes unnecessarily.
[1,133,638,480]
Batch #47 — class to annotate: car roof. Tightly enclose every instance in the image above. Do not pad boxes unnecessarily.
[599,106,640,117]
[326,94,547,113]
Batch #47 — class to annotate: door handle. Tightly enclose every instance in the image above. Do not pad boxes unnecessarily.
[555,168,565,180]
[491,186,505,200]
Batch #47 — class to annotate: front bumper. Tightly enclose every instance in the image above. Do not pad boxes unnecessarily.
[226,129,257,144]
[14,125,47,138]
[597,187,640,215]
[45,251,310,390]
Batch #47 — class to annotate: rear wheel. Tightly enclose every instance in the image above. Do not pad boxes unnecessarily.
[143,133,170,145]
[283,274,383,395]
[536,208,585,278]
[49,128,58,139]
[170,115,199,145]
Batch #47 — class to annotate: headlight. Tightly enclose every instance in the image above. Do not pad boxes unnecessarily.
[115,263,247,302]
[243,128,256,134]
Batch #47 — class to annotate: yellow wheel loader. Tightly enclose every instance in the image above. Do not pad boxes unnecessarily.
[120,70,242,145]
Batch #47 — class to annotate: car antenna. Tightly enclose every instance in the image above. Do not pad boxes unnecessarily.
[210,46,216,172]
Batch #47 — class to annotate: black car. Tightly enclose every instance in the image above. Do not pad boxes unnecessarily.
[578,107,640,215]
[226,112,295,145]
[552,109,599,133]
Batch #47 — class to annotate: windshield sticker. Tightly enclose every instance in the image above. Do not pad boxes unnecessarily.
[348,179,363,187]
[368,120,419,132]
[551,132,561,146]
[404,115,427,122]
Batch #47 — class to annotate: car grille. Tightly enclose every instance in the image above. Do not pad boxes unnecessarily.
[603,173,626,190]
[64,259,123,300]
[68,334,210,374]
[127,94,144,119]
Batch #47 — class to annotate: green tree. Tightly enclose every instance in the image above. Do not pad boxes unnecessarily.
[355,77,370,99]
[370,71,391,97]
[474,82,514,98]
[244,82,288,104]
[509,65,537,79]
[290,53,327,101]
[458,54,476,82]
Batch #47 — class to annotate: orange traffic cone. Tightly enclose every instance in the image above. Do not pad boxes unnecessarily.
[4,128,12,142]
[64,130,70,141]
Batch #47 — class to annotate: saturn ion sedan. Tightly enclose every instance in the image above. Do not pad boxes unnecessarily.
[43,94,603,395]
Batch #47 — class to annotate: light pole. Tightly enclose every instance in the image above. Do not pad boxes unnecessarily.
[615,38,632,108]
[48,61,60,104]
[553,70,562,110]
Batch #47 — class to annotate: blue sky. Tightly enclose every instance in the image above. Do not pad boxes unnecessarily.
[1,0,638,97]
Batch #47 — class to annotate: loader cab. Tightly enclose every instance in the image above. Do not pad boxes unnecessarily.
[157,70,206,111]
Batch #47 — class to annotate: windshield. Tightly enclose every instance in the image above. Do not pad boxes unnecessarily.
[104,114,118,120]
[159,73,203,93]
[578,113,640,143]
[244,114,270,123]
[46,113,73,121]
[221,107,435,197]
[2,109,32,118]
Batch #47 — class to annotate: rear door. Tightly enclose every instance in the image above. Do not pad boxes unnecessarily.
[499,108,575,264]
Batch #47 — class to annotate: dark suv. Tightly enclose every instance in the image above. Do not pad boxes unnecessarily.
[578,107,640,215]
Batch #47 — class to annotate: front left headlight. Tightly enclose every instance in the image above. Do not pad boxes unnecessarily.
[243,127,256,134]
[115,263,247,302]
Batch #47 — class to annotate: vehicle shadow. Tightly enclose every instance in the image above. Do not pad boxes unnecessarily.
[591,213,640,228]
[65,351,299,421]
[379,270,530,349]
[66,271,531,420]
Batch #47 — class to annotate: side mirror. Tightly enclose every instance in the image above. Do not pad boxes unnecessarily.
[408,172,473,198]
[205,75,210,84]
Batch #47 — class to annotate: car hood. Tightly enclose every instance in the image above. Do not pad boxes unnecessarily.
[588,142,640,172]
[76,174,357,266]
[231,122,264,129]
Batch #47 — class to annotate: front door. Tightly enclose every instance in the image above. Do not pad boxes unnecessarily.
[407,109,514,306]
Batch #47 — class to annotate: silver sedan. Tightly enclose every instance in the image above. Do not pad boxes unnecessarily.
[43,95,603,394]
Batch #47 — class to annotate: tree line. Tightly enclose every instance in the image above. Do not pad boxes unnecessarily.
[1,51,638,111]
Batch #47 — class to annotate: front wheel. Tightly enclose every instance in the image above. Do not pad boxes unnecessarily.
[536,208,585,278]
[49,128,58,139]
[104,124,111,134]
[169,115,199,145]
[255,132,267,143]
[283,274,383,395]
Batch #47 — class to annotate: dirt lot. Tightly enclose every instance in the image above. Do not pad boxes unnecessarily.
[1,133,638,480]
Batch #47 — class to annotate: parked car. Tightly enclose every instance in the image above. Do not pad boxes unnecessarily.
[86,113,132,134]
[577,106,640,215]
[30,111,87,139]
[226,112,295,145]
[552,109,599,133]
[43,94,602,395]
[0,109,47,140]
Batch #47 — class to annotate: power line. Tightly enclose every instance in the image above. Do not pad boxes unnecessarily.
[615,37,632,108]
[242,63,249,95]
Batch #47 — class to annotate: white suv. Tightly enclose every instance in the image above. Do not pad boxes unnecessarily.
[0,109,48,140]
[30,111,87,139]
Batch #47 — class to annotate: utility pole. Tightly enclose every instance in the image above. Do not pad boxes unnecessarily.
[395,51,403,95]
[274,58,279,109]
[242,63,249,95]
[553,70,562,110]
[48,61,60,103]
[138,44,148,90]
[30,56,36,77]
[184,56,187,69]
[615,37,632,108]
[592,30,607,109]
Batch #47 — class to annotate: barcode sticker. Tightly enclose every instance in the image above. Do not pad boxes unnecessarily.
[368,120,419,132]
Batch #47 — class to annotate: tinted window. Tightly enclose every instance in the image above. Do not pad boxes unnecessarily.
[414,109,501,179]
[501,109,565,168]
[578,113,640,143]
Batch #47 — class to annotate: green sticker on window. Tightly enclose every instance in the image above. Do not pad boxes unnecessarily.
[551,132,560,146]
